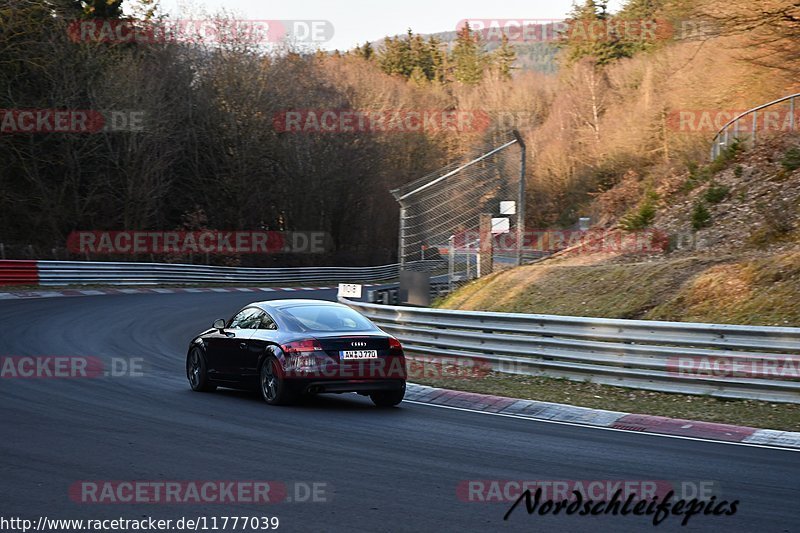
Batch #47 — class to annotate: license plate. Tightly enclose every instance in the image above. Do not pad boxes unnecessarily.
[340,350,378,360]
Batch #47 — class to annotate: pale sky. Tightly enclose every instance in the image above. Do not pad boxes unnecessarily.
[157,0,626,51]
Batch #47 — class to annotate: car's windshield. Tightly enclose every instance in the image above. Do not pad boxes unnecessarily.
[283,305,377,332]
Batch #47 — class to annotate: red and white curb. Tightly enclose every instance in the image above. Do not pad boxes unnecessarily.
[405,384,800,450]
[0,286,343,301]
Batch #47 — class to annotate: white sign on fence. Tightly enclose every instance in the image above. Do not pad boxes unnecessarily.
[500,201,516,215]
[338,283,362,298]
[491,217,510,234]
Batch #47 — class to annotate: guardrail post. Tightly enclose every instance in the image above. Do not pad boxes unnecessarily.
[791,97,796,131]
[752,109,757,145]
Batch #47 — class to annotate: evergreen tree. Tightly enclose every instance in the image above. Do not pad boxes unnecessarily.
[376,30,447,83]
[409,33,433,80]
[377,32,413,77]
[614,0,668,54]
[409,66,427,86]
[617,0,663,19]
[562,0,630,65]
[355,41,375,60]
[428,36,447,83]
[451,22,484,85]
[493,33,516,80]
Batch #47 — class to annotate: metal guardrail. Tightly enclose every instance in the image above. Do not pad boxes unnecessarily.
[0,260,405,286]
[342,299,800,403]
[710,92,798,160]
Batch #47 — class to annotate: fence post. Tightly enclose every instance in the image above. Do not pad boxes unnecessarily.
[479,213,493,276]
[513,130,526,267]
[466,244,471,280]
[752,109,758,145]
[448,235,455,292]
[398,205,407,270]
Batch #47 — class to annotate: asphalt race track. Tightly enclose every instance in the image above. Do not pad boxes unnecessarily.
[1,290,798,532]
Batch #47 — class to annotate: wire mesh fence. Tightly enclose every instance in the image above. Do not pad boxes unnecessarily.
[391,131,531,285]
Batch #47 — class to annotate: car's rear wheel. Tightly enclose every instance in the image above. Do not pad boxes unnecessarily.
[187,348,216,392]
[370,383,405,407]
[260,356,297,406]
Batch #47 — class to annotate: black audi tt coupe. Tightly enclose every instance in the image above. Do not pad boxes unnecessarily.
[186,299,407,407]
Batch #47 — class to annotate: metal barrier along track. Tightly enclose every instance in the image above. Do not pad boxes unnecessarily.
[0,260,402,286]
[342,299,800,403]
[0,260,39,286]
[710,92,799,160]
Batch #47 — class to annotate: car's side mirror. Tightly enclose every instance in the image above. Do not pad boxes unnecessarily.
[213,319,226,332]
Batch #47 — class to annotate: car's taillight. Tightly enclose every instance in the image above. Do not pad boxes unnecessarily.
[282,339,323,354]
[389,337,403,353]
[283,340,325,373]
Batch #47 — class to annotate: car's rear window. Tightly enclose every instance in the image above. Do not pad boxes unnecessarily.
[283,305,377,332]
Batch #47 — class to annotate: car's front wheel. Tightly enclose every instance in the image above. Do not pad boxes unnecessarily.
[260,356,297,406]
[187,347,216,392]
[370,383,406,407]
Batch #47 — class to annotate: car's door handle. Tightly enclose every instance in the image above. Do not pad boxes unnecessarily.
[239,342,247,350]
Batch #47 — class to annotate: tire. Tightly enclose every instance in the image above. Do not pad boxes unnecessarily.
[260,356,297,406]
[187,347,216,392]
[370,383,406,407]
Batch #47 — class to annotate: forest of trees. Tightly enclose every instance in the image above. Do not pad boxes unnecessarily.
[0,0,798,265]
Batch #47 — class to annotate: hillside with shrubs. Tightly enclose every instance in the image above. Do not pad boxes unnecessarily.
[439,134,800,325]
